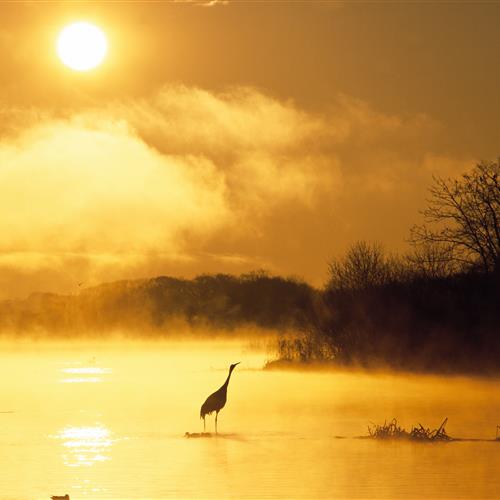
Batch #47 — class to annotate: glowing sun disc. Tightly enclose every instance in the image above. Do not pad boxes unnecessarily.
[57,22,108,71]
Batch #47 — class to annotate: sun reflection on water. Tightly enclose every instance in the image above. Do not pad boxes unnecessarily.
[55,425,113,467]
[60,366,112,384]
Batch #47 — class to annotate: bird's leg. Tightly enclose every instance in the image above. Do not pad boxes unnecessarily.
[203,416,206,433]
[215,412,218,435]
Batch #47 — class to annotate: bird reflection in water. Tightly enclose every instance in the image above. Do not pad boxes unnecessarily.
[55,425,112,467]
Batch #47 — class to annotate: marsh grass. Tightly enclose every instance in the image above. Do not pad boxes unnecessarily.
[367,418,451,442]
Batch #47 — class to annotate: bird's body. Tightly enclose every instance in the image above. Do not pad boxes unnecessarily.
[200,389,227,419]
[200,362,239,433]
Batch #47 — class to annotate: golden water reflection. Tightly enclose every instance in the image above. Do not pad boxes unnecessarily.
[60,366,112,384]
[56,425,113,467]
[0,343,498,499]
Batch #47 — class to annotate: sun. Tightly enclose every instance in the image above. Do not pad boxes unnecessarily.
[57,22,108,72]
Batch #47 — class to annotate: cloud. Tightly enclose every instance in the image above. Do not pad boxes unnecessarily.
[0,119,229,253]
[173,0,229,6]
[0,85,470,298]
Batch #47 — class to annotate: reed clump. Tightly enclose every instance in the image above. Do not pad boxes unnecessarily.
[368,418,451,442]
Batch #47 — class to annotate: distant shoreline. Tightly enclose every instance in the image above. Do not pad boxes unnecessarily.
[264,358,500,378]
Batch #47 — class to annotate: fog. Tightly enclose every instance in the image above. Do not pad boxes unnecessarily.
[1,338,498,499]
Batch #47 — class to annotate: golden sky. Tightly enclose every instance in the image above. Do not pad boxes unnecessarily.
[0,1,499,298]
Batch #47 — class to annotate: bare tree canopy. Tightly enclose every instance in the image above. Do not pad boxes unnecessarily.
[410,160,500,274]
[405,242,457,279]
[326,241,403,291]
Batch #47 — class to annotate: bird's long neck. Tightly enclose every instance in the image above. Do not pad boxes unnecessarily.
[221,367,235,390]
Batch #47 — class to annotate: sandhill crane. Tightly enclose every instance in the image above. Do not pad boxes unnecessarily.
[200,362,240,434]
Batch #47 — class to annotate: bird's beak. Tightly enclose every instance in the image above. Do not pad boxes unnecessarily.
[235,362,241,366]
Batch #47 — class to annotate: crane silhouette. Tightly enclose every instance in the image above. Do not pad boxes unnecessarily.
[200,362,240,434]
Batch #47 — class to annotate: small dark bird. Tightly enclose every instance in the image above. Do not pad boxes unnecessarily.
[51,495,70,500]
[200,362,240,434]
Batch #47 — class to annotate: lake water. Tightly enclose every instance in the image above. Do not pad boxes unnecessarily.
[0,339,499,499]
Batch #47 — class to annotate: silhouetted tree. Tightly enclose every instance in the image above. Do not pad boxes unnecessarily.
[326,241,401,291]
[405,241,456,279]
[410,160,500,274]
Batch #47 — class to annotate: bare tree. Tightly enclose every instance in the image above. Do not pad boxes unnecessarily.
[410,160,499,274]
[327,241,395,291]
[405,241,457,279]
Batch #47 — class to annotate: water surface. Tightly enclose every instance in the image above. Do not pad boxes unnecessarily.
[0,340,498,499]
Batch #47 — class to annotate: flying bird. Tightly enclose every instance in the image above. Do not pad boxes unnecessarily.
[200,362,240,434]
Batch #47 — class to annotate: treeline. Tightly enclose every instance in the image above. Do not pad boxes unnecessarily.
[275,242,499,373]
[275,160,500,374]
[0,272,316,336]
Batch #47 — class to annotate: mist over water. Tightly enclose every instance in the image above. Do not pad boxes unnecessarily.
[1,338,499,499]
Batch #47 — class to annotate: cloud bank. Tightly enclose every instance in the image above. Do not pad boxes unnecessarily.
[0,85,472,298]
